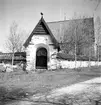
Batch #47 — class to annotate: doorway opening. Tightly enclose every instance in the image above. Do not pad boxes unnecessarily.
[36,47,47,69]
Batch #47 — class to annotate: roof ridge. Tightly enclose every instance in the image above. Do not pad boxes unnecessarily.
[47,17,93,24]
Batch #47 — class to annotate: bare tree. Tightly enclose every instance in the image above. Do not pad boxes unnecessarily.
[85,0,101,11]
[63,15,94,68]
[6,21,27,68]
[95,16,101,65]
[72,19,78,68]
[6,22,26,52]
[6,22,17,68]
[81,18,95,68]
[63,17,82,68]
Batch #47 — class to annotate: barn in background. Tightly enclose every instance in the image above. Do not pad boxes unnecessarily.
[0,52,26,64]
[24,15,95,71]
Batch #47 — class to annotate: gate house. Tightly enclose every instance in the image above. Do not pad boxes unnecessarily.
[24,15,60,70]
[24,15,94,71]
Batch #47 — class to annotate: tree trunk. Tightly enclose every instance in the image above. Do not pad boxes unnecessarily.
[97,45,99,66]
[12,50,14,70]
[75,43,77,68]
[88,47,91,68]
[74,27,77,69]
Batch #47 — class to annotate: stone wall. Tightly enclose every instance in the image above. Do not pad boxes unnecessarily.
[56,60,101,69]
[26,35,58,71]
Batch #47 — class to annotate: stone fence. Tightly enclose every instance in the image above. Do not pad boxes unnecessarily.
[49,59,101,70]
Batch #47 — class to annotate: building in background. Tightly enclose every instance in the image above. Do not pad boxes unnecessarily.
[24,15,95,71]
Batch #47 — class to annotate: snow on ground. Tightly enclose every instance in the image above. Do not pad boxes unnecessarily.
[0,63,18,72]
[60,60,101,69]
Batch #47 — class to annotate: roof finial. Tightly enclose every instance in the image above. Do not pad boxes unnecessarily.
[40,12,43,17]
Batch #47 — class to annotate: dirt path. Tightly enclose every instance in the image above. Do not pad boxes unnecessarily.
[50,77,101,97]
[5,77,101,105]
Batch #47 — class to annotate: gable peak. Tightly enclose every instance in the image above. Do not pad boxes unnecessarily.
[23,15,59,48]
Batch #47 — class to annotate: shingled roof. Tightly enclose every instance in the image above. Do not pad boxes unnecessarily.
[47,17,94,43]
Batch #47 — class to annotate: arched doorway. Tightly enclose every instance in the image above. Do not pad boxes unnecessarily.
[36,47,47,69]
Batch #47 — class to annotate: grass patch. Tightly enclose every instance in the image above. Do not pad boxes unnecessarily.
[0,66,101,104]
[72,65,101,76]
[0,68,100,93]
[0,86,28,105]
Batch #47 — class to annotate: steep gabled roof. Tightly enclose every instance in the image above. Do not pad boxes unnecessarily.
[23,17,59,48]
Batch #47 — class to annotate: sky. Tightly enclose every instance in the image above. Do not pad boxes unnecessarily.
[0,0,101,52]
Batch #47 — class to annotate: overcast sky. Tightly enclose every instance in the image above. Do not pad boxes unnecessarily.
[0,0,101,52]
